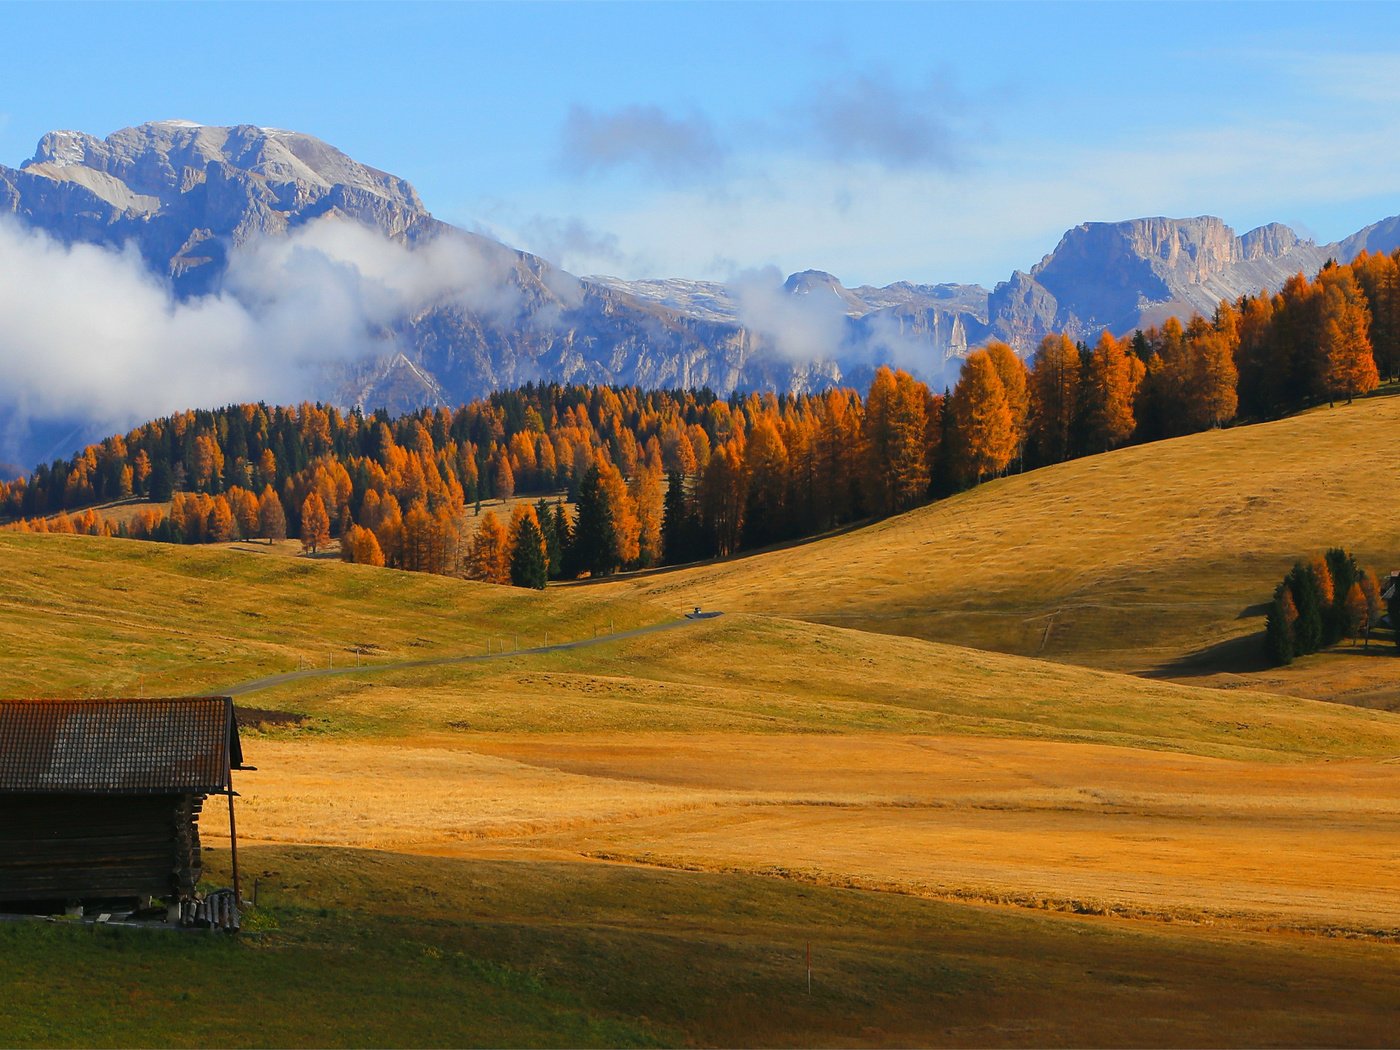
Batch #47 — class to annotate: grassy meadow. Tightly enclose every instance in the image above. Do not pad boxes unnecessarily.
[7,847,1399,1049]
[5,394,1400,1046]
[0,530,657,699]
[595,395,1400,691]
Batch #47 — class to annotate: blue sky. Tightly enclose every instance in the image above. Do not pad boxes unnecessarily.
[2,1,1398,287]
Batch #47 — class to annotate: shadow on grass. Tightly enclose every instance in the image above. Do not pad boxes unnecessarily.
[1146,630,1275,679]
[1151,628,1400,682]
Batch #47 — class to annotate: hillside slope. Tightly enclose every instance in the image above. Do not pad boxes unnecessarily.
[6,527,1400,1016]
[8,530,1400,761]
[600,395,1400,675]
[0,532,660,698]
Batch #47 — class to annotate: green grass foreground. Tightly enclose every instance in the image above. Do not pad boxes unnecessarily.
[3,847,1398,1049]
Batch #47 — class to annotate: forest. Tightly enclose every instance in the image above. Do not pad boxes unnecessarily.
[2,248,1397,587]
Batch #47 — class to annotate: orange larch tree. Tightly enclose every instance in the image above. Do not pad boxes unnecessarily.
[983,341,1030,463]
[468,509,511,584]
[1081,331,1142,451]
[1319,271,1379,404]
[862,366,930,515]
[949,349,1015,484]
[300,493,331,554]
[257,484,287,544]
[631,457,666,567]
[1028,333,1081,464]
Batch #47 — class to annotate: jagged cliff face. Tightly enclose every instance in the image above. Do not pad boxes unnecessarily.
[0,121,856,418]
[2,120,1398,460]
[985,215,1341,353]
[0,121,431,295]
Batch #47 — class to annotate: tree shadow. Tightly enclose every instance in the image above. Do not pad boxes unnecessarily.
[1151,628,1400,680]
[1147,631,1274,679]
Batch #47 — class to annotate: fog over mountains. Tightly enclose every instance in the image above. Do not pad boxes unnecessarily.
[2,119,1398,474]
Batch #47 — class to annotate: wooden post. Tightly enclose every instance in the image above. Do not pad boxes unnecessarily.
[226,776,241,906]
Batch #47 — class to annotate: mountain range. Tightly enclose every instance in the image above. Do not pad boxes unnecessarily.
[2,119,1398,472]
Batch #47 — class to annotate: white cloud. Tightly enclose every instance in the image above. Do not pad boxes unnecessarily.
[0,216,524,465]
[795,69,970,171]
[509,214,632,275]
[730,266,847,361]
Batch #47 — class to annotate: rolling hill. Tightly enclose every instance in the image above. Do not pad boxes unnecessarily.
[0,530,659,699]
[599,393,1400,689]
[4,520,1400,1043]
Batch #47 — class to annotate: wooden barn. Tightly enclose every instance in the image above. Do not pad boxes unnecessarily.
[0,696,245,914]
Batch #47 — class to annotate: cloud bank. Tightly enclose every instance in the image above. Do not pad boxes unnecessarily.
[0,216,522,469]
[731,266,849,362]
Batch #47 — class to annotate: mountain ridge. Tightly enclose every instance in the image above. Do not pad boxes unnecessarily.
[1,120,1397,469]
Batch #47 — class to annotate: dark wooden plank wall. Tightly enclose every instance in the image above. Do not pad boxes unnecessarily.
[0,793,204,902]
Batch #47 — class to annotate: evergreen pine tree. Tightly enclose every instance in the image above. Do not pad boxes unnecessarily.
[552,502,573,579]
[149,459,174,502]
[571,466,619,577]
[535,497,562,577]
[1287,562,1324,655]
[509,517,548,589]
[1323,548,1359,646]
[1264,586,1295,665]
[661,470,690,565]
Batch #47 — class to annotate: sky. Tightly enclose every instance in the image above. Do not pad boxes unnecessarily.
[1,1,1398,290]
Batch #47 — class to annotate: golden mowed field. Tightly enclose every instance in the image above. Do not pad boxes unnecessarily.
[5,392,1400,1045]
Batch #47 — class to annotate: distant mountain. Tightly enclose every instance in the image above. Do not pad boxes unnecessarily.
[985,216,1338,353]
[599,215,1400,359]
[1,120,1397,471]
[1,120,430,296]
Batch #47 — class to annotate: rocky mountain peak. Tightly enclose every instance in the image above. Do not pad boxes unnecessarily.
[3,118,1400,474]
[1004,214,1334,339]
[1239,222,1312,260]
[26,121,423,213]
[28,128,103,168]
[4,121,434,295]
[782,269,870,316]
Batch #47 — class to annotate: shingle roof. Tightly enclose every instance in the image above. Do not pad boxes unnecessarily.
[0,697,242,794]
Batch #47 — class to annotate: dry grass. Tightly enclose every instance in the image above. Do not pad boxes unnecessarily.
[0,531,661,699]
[203,729,1400,938]
[15,845,1400,1048]
[594,396,1400,684]
[214,615,1400,939]
[249,614,1400,760]
[8,519,1400,1043]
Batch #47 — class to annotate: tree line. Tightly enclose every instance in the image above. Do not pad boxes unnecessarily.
[3,249,1398,586]
[1264,549,1384,665]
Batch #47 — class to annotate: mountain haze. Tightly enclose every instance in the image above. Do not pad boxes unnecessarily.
[1,119,1397,470]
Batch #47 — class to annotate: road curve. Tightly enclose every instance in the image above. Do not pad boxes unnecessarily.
[221,612,722,698]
